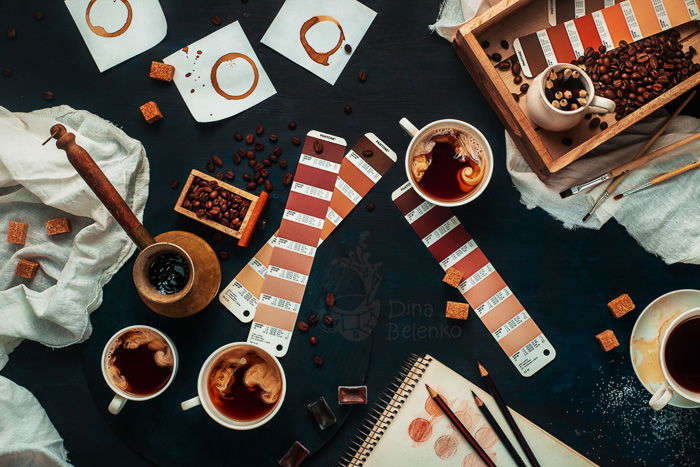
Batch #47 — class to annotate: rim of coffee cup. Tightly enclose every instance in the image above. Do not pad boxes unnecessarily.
[101,325,179,402]
[404,118,494,208]
[195,342,287,430]
[658,307,700,403]
[537,63,593,115]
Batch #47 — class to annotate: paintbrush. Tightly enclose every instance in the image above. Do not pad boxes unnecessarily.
[581,90,696,221]
[471,391,527,467]
[425,385,496,467]
[478,362,540,467]
[614,158,700,200]
[559,132,700,199]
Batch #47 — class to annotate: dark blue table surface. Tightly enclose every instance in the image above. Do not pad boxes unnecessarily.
[1,0,699,466]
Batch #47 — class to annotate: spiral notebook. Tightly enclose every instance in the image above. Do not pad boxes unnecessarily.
[340,355,596,466]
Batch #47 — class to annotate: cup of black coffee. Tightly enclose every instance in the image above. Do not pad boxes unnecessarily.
[649,307,700,410]
[101,325,178,414]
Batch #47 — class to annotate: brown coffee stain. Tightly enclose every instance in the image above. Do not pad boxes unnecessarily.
[210,53,259,101]
[475,426,498,449]
[408,417,432,443]
[632,312,678,386]
[424,395,443,417]
[299,15,345,66]
[434,434,459,460]
[85,0,132,38]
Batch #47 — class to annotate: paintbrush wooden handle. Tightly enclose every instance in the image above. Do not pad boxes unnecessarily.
[610,133,700,178]
[650,159,700,184]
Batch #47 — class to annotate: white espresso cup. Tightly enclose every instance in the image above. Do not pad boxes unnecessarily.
[525,63,615,132]
[180,342,286,430]
[399,118,494,207]
[101,325,179,415]
[649,307,700,410]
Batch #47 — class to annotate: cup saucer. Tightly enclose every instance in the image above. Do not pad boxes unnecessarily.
[630,289,700,408]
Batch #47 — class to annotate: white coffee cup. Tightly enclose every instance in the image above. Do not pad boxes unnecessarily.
[399,118,494,207]
[649,307,700,410]
[525,63,615,132]
[101,325,179,415]
[180,342,286,430]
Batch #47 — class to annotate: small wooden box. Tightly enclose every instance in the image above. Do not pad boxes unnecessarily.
[453,0,700,179]
[174,170,268,247]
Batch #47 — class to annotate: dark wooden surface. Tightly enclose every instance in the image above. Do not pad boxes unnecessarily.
[1,0,699,466]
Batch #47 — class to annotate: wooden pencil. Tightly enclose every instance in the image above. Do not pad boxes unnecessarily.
[472,391,527,467]
[425,385,496,467]
[478,362,540,467]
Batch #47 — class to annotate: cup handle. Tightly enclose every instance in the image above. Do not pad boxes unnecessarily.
[108,394,127,414]
[181,396,201,411]
[399,118,420,137]
[588,95,616,114]
[649,382,673,411]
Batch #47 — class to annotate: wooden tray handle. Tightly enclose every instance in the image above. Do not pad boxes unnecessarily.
[49,124,155,250]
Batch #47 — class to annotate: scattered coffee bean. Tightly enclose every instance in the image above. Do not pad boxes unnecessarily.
[309,336,318,345]
[600,121,609,130]
[247,160,256,168]
[584,113,592,119]
[269,155,278,164]
[170,179,179,189]
[481,40,490,49]
[232,153,242,164]
[513,75,523,84]
[264,180,273,191]
[234,133,243,141]
[313,140,324,154]
[288,121,297,130]
[291,136,301,146]
[279,159,288,168]
[225,170,235,180]
[490,52,502,62]
[497,60,511,71]
[269,133,278,142]
[512,62,522,76]
[254,141,264,151]
[343,104,352,114]
[212,155,223,167]
[43,90,54,101]
[562,137,573,146]
[245,133,254,144]
[589,117,601,129]
[325,292,335,308]
[243,173,251,181]
[256,125,264,136]
[282,172,293,186]
[206,160,215,172]
[218,250,228,260]
[297,321,309,332]
[313,356,323,367]
[1,67,12,78]
[216,172,225,181]
[358,71,367,82]
[323,313,334,326]
[273,146,282,156]
[308,314,319,325]
[33,10,44,21]
[501,40,509,49]
[344,44,352,53]
[366,202,375,212]
[362,149,373,158]
[246,181,256,191]
[7,28,16,40]
[519,83,529,93]
[246,150,255,160]
[211,15,222,26]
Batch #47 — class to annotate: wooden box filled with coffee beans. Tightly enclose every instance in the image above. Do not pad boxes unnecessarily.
[174,169,269,247]
[454,0,700,179]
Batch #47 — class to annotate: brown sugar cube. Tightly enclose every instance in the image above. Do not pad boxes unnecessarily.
[595,330,619,352]
[607,293,635,318]
[7,221,28,245]
[442,267,464,288]
[46,217,72,236]
[140,101,163,124]
[445,301,469,320]
[15,259,39,279]
[149,61,175,82]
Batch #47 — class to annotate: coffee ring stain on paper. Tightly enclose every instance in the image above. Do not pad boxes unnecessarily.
[85,0,133,38]
[210,53,260,100]
[299,15,345,66]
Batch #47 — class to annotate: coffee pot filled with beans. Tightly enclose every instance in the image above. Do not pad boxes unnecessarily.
[47,124,221,318]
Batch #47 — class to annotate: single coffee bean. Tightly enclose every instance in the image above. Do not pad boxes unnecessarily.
[358,71,367,82]
[513,75,523,84]
[246,150,255,159]
[366,202,375,212]
[497,60,511,71]
[512,62,522,76]
[247,160,256,168]
[43,90,55,101]
[246,182,256,190]
[234,133,243,141]
[313,140,324,154]
[282,172,293,186]
[270,154,278,163]
[308,314,319,325]
[254,162,264,171]
[490,52,502,62]
[212,155,223,167]
[600,121,609,130]
[33,10,44,21]
[170,179,179,189]
[216,172,225,181]
[256,125,264,136]
[225,170,234,180]
[519,83,529,93]
[480,40,489,49]
[264,180,273,191]
[242,173,251,181]
[211,15,222,26]
[291,136,301,146]
[589,117,601,129]
[273,146,282,156]
[325,292,335,308]
[279,159,288,168]
[344,44,352,53]
[309,336,318,345]
[344,104,352,114]
[1,67,12,78]
[313,356,323,367]
[245,133,254,144]
[288,121,297,130]
[323,313,334,326]
[501,40,509,49]
[206,160,215,172]
[232,153,242,164]
[7,28,16,40]
[297,321,309,332]
[561,137,573,146]
[263,159,271,167]
[254,141,264,151]
[256,177,264,186]
[269,133,278,142]
[218,250,228,260]
[362,149,373,157]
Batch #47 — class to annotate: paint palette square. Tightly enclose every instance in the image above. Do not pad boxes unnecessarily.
[65,0,167,72]
[164,22,276,123]
[261,0,377,85]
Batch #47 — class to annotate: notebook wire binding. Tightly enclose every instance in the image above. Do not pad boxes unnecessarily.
[338,354,432,466]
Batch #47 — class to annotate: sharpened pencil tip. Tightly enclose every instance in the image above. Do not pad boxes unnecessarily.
[477,361,488,376]
[471,391,484,406]
[425,384,437,398]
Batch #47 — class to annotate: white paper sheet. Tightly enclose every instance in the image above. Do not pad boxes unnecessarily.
[65,0,167,72]
[164,22,276,123]
[261,0,376,85]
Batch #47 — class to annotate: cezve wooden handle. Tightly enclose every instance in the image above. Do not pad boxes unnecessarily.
[49,124,155,250]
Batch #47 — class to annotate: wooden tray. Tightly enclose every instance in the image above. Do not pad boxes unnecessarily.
[173,169,269,247]
[453,0,700,179]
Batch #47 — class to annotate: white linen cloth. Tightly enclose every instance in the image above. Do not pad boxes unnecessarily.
[0,105,150,464]
[506,113,700,265]
[430,0,501,41]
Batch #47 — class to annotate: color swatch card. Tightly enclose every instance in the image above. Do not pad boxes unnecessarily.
[548,0,621,26]
[164,22,276,122]
[221,134,397,323]
[392,183,556,376]
[515,0,699,77]
[261,0,377,84]
[65,0,167,72]
[247,132,347,357]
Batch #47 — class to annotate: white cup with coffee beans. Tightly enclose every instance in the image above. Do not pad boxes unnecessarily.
[526,63,615,132]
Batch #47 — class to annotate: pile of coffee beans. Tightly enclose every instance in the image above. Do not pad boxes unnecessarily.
[181,176,250,230]
[572,30,698,120]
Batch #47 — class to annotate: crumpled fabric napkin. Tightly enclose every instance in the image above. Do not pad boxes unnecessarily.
[430,0,501,41]
[506,113,700,265]
[0,105,149,464]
